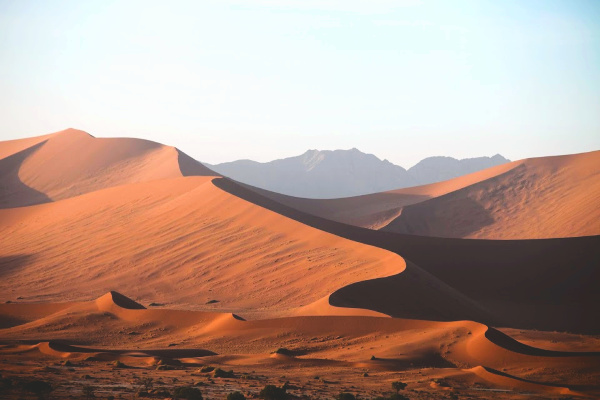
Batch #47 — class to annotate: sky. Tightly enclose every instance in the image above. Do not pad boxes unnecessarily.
[1,0,599,168]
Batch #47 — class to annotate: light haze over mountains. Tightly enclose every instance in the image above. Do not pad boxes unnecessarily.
[207,149,510,198]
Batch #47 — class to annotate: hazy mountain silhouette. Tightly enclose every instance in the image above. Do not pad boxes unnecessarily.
[207,149,510,198]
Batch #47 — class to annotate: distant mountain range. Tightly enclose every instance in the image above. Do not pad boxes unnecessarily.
[206,149,510,198]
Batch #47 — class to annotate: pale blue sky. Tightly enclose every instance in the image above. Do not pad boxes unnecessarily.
[1,0,599,168]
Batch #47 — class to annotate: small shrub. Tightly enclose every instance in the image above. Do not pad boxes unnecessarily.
[212,368,234,378]
[391,381,407,392]
[173,386,203,400]
[113,360,127,368]
[20,380,53,399]
[137,377,154,391]
[259,384,287,400]
[227,391,247,400]
[272,347,293,356]
[200,366,215,373]
[336,393,356,400]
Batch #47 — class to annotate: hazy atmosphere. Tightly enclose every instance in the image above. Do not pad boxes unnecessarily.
[2,2,600,399]
[1,0,599,167]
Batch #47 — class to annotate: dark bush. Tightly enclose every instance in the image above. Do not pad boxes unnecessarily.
[272,347,293,356]
[227,391,247,400]
[389,394,410,400]
[213,368,234,378]
[336,393,356,400]
[173,386,203,400]
[259,384,287,400]
[20,380,53,399]
[391,381,407,392]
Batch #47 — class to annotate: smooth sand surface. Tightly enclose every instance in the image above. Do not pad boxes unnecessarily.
[0,176,402,318]
[0,128,215,208]
[256,151,600,240]
[382,151,600,239]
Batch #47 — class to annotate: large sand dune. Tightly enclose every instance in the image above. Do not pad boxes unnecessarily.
[255,151,600,240]
[0,175,404,318]
[214,177,600,333]
[0,128,214,208]
[247,160,522,229]
[382,151,600,239]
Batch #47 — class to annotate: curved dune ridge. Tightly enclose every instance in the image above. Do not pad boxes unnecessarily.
[213,177,600,333]
[246,159,523,229]
[1,293,598,396]
[0,174,404,318]
[0,128,216,208]
[254,151,600,239]
[382,151,600,239]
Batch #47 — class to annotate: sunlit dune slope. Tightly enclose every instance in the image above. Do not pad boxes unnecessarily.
[0,176,405,318]
[0,128,215,208]
[383,151,600,239]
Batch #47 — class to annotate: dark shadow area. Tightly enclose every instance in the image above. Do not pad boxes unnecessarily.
[480,366,594,392]
[330,261,494,324]
[0,141,52,208]
[176,149,220,177]
[212,177,600,334]
[107,291,146,309]
[484,328,600,357]
[44,341,217,357]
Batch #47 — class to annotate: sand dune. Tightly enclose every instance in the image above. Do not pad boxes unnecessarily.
[0,175,403,318]
[247,159,523,229]
[214,177,600,333]
[0,128,215,208]
[1,293,598,397]
[383,151,600,239]
[255,151,600,240]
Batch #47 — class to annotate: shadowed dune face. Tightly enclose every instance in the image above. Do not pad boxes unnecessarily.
[213,177,600,333]
[383,151,600,239]
[0,128,216,208]
[0,142,52,208]
[0,176,401,318]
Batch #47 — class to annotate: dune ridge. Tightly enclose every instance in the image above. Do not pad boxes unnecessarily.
[246,158,523,229]
[1,293,598,396]
[213,177,600,333]
[0,128,216,208]
[0,175,404,319]
[382,151,600,239]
